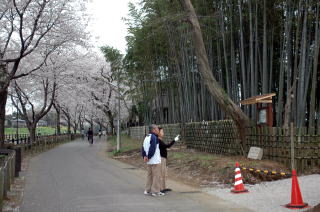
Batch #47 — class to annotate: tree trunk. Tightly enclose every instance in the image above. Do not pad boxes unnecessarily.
[297,2,308,127]
[269,27,274,93]
[180,0,250,155]
[308,2,319,129]
[291,0,303,125]
[90,120,93,133]
[286,0,293,102]
[56,114,61,135]
[220,3,231,97]
[28,124,37,143]
[283,0,303,127]
[0,89,8,146]
[73,123,78,134]
[104,110,115,135]
[67,117,71,134]
[229,2,238,103]
[254,0,259,97]
[277,44,285,126]
[262,0,268,94]
[54,104,61,135]
[249,0,255,119]
[79,116,84,131]
[238,0,247,100]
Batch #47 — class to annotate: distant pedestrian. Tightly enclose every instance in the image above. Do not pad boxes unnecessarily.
[87,128,93,144]
[142,124,164,196]
[158,127,180,193]
[98,129,102,138]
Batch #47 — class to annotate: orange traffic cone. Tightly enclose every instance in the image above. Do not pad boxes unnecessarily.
[231,162,248,193]
[285,170,309,209]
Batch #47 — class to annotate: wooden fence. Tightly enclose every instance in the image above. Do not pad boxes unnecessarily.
[129,126,148,140]
[129,121,320,172]
[184,121,240,154]
[129,124,182,143]
[4,134,29,141]
[3,133,74,146]
[246,127,320,172]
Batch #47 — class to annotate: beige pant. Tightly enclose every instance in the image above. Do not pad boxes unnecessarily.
[145,163,161,193]
[160,157,167,191]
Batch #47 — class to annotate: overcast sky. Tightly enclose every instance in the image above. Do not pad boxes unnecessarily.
[87,0,139,54]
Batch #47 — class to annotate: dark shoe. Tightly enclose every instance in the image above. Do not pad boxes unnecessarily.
[162,188,172,192]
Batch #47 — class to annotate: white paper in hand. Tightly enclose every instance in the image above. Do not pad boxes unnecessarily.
[174,135,180,142]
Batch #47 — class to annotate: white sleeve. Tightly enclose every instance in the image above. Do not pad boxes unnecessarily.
[143,134,151,155]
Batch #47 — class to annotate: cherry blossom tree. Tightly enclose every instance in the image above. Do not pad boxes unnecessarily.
[0,0,89,144]
[9,46,89,141]
[53,51,131,135]
[10,71,57,142]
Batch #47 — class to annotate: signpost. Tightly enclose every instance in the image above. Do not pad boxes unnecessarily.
[240,93,276,127]
[240,93,276,156]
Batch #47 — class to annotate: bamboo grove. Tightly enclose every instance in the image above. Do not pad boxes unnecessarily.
[123,0,320,128]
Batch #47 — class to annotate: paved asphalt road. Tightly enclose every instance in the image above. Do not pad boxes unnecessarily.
[20,137,252,212]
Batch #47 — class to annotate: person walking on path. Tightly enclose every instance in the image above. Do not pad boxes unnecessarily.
[87,128,93,144]
[142,124,164,196]
[158,127,180,193]
[98,129,102,138]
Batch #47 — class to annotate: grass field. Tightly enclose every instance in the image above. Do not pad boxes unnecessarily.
[5,126,69,135]
[108,135,141,155]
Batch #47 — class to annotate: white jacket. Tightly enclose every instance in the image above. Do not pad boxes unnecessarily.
[143,134,161,165]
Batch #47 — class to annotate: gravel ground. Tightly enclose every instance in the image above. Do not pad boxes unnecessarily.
[204,174,320,212]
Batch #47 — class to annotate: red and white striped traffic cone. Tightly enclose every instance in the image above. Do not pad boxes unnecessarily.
[231,162,248,193]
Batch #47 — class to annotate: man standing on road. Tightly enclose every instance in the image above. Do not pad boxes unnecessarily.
[142,124,164,196]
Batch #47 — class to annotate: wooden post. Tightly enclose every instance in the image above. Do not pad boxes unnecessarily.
[267,103,273,127]
[256,103,260,123]
[290,122,295,170]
